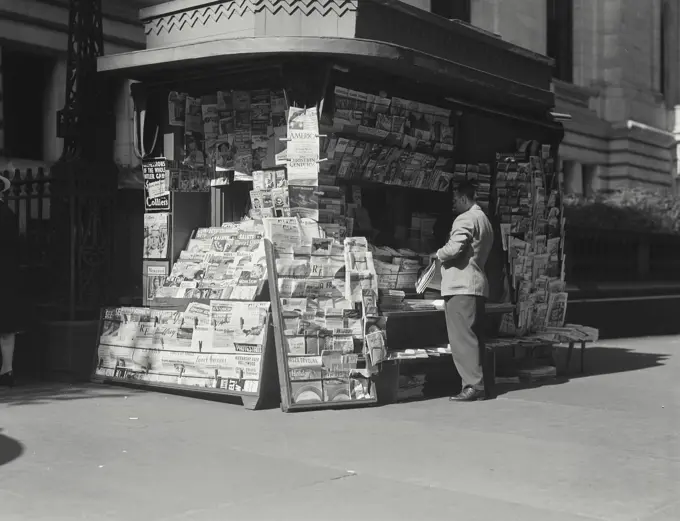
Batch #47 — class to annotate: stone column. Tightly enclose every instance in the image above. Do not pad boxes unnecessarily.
[114,79,140,168]
[563,160,584,195]
[42,57,67,163]
[582,164,605,197]
[666,0,680,109]
[674,105,680,192]
[572,0,601,88]
[669,2,680,194]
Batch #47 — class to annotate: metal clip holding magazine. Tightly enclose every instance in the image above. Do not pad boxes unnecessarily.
[279,135,327,141]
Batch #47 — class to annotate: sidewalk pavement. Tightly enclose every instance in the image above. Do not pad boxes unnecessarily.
[1,336,678,521]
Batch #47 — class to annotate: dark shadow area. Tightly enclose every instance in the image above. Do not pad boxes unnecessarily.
[565,196,680,237]
[567,345,670,378]
[0,383,139,407]
[0,429,24,466]
[567,298,680,339]
[391,344,671,401]
[94,377,253,409]
[491,376,570,399]
[3,347,669,407]
[389,377,569,402]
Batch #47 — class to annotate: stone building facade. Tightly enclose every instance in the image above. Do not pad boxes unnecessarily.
[405,0,680,194]
[0,0,145,170]
[2,0,679,195]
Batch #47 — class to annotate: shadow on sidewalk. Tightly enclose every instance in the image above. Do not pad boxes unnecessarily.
[566,345,670,377]
[395,344,671,402]
[0,430,24,466]
[0,383,140,407]
[492,344,671,398]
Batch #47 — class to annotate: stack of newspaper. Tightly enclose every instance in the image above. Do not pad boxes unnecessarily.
[379,290,406,311]
[543,324,599,343]
[416,260,436,294]
[404,299,438,311]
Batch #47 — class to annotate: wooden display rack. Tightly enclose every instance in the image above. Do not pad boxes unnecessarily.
[91,305,281,410]
[264,239,380,412]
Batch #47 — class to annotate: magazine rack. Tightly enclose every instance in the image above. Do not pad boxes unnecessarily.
[91,304,280,410]
[264,239,380,412]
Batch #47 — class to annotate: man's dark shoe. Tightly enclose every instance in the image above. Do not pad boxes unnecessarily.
[0,371,15,388]
[449,387,485,402]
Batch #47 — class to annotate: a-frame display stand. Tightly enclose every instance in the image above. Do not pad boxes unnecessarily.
[264,239,380,412]
[91,304,280,411]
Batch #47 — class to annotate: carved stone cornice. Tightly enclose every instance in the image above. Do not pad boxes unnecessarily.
[143,0,358,37]
[137,0,553,97]
[102,0,556,115]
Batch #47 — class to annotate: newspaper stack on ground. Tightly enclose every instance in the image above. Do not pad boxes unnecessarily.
[544,324,599,343]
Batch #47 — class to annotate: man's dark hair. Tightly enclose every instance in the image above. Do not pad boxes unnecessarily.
[455,180,477,201]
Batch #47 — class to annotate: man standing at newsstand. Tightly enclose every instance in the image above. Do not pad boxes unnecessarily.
[435,180,494,402]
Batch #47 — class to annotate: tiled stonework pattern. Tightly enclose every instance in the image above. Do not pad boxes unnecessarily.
[144,0,358,35]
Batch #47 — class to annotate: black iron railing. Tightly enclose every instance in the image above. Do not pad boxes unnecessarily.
[2,164,57,319]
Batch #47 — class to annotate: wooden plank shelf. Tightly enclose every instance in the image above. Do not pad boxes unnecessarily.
[382,302,514,319]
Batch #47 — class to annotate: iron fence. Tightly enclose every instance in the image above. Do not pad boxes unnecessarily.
[2,164,55,313]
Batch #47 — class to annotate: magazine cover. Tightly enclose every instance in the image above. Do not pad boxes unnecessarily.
[143,157,172,209]
[190,325,214,353]
[210,300,235,329]
[271,187,290,217]
[183,302,211,327]
[230,302,270,344]
[143,213,170,259]
[251,126,270,171]
[289,185,319,220]
[233,109,253,173]
[184,132,205,166]
[201,95,219,139]
[168,91,187,127]
[546,292,568,328]
[286,106,320,185]
[143,261,169,305]
[184,96,202,134]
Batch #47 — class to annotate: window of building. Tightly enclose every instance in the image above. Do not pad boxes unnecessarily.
[431,0,471,22]
[546,0,574,82]
[1,47,53,161]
